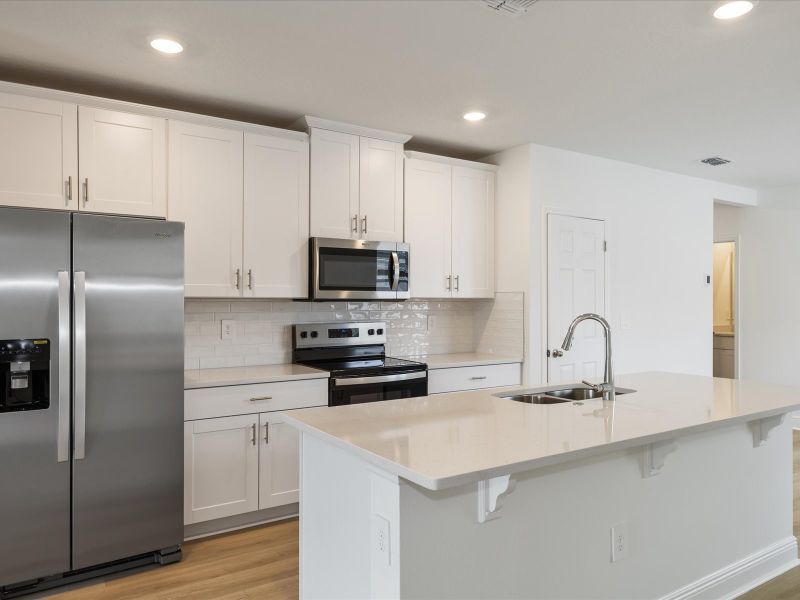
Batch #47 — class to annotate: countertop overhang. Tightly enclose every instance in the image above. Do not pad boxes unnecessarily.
[282,372,800,491]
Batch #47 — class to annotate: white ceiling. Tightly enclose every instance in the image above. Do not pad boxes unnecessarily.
[0,0,798,189]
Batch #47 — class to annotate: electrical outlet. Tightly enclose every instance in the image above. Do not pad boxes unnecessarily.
[221,319,235,340]
[611,522,629,562]
[372,514,391,567]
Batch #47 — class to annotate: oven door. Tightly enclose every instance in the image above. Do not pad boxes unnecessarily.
[329,371,428,406]
[312,238,407,300]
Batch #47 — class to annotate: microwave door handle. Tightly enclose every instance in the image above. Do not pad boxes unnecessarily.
[391,251,400,291]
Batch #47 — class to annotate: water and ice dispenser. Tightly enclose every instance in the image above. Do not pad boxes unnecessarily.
[0,339,50,412]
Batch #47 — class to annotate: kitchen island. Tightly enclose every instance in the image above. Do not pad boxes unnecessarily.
[283,372,800,599]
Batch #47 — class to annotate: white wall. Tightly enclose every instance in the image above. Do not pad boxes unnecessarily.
[490,143,757,385]
[714,190,800,385]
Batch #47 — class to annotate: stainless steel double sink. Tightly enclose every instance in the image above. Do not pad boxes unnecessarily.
[497,385,636,405]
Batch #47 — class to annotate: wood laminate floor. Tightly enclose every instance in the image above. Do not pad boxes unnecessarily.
[48,432,800,600]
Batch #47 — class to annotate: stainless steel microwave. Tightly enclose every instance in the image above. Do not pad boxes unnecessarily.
[310,238,410,300]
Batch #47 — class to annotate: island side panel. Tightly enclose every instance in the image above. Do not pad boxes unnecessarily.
[299,433,401,599]
[398,421,796,600]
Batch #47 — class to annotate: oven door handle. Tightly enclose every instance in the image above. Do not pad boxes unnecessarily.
[390,251,400,291]
[333,371,427,387]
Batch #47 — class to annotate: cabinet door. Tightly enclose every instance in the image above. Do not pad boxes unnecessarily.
[0,92,78,210]
[309,128,359,239]
[184,415,259,525]
[258,412,300,510]
[404,158,453,298]
[451,167,495,298]
[359,137,403,242]
[243,133,309,298]
[168,120,243,297]
[78,107,166,217]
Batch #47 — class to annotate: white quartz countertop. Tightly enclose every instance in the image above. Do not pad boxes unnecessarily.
[282,372,800,491]
[413,352,523,369]
[184,364,328,389]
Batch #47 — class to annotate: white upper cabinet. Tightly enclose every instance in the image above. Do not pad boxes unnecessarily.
[168,120,244,298]
[359,137,403,241]
[258,412,300,510]
[404,158,452,298]
[243,133,310,298]
[78,107,166,217]
[309,128,360,239]
[451,167,495,298]
[404,153,495,299]
[0,92,78,211]
[306,118,409,241]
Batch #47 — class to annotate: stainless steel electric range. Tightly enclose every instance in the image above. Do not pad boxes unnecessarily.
[292,322,427,406]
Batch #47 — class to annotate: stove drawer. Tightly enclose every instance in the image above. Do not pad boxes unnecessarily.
[428,363,521,394]
[185,378,328,420]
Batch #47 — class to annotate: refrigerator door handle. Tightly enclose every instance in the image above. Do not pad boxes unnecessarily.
[57,271,70,462]
[74,271,87,460]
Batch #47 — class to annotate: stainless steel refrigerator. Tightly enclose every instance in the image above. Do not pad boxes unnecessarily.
[0,207,184,596]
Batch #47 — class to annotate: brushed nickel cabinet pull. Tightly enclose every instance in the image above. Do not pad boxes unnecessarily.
[352,214,359,234]
[446,275,452,291]
[470,376,488,380]
[66,176,72,203]
[264,423,269,444]
[83,177,89,203]
[247,269,253,290]
[454,275,460,292]
[251,423,257,446]
[249,396,273,403]
[234,268,241,289]
[362,215,368,236]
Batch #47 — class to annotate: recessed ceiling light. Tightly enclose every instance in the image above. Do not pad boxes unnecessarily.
[150,38,184,54]
[713,1,754,20]
[463,111,487,122]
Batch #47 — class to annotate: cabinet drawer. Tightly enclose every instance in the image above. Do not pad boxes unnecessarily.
[428,363,521,394]
[185,378,328,420]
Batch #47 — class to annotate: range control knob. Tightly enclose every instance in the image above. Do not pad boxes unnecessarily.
[310,331,319,338]
[368,329,375,335]
[377,328,384,335]
[300,331,308,339]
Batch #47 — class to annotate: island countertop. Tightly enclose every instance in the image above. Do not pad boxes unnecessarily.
[282,372,800,491]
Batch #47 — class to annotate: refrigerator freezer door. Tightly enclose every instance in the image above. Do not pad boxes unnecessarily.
[71,214,184,569]
[0,208,71,586]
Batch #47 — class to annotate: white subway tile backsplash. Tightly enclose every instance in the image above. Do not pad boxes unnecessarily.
[185,293,524,369]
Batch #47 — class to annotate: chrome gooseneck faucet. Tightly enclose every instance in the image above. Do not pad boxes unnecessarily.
[560,313,615,401]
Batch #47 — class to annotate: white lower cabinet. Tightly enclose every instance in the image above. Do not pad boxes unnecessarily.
[259,412,300,509]
[183,378,327,525]
[184,414,259,525]
[428,363,521,394]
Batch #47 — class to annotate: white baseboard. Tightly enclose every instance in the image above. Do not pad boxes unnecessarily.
[660,536,799,600]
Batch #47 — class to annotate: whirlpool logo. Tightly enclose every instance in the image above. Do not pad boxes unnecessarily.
[154,232,172,239]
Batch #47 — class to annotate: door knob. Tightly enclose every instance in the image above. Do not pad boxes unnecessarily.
[551,349,564,358]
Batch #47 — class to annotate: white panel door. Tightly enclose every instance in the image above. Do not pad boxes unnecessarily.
[168,120,243,297]
[243,133,309,298]
[451,167,495,298]
[546,214,606,383]
[258,412,300,510]
[404,158,453,298]
[309,128,359,239]
[78,107,166,217]
[183,415,259,525]
[359,137,403,242]
[0,92,78,210]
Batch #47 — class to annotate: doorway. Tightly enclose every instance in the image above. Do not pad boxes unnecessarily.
[712,241,736,378]
[546,213,607,383]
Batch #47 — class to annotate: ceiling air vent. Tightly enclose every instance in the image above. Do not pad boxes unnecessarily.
[480,0,539,17]
[700,156,731,166]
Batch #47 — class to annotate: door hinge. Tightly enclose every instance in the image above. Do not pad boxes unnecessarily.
[603,240,607,252]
